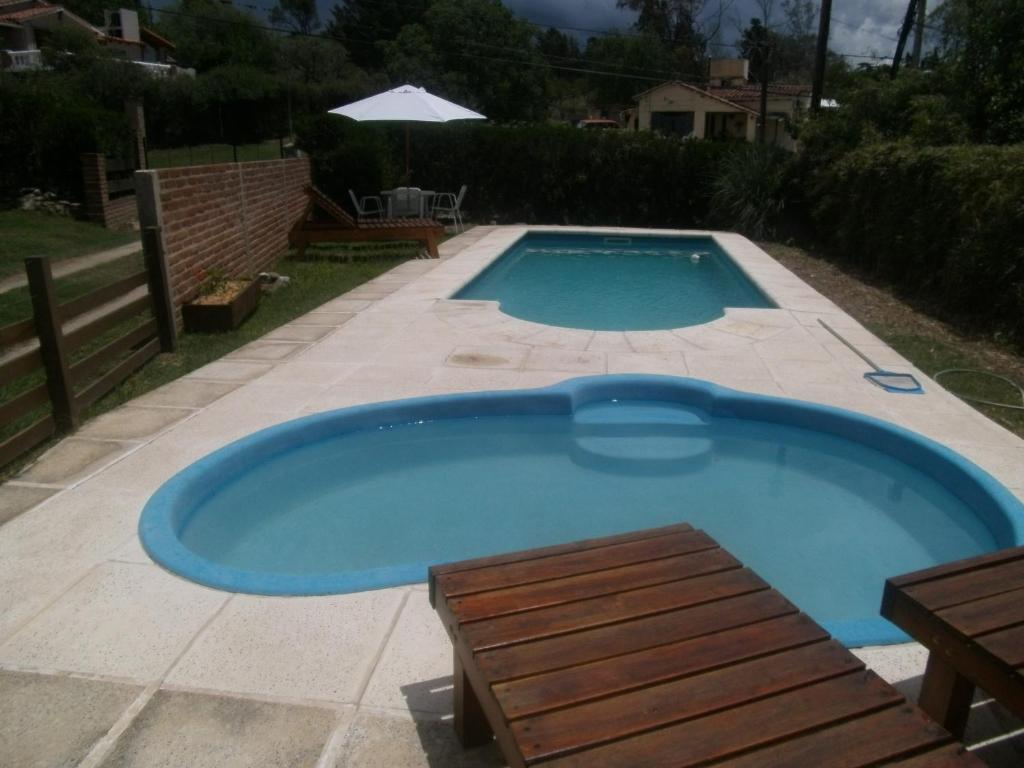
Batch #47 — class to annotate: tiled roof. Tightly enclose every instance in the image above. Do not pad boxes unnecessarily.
[0,4,58,22]
[634,80,759,116]
[140,25,174,50]
[710,83,812,100]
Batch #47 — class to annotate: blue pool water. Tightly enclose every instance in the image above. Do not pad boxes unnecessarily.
[141,376,1024,646]
[453,233,775,330]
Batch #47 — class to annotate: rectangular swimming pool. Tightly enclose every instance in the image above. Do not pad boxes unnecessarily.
[453,232,775,331]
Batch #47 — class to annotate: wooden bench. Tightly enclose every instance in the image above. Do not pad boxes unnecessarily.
[289,185,443,259]
[430,523,983,767]
[881,545,1024,739]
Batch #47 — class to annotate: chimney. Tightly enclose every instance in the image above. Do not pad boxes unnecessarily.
[104,8,140,42]
[708,58,750,87]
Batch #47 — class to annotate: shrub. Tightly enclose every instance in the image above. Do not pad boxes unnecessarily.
[297,121,740,227]
[811,143,1024,347]
[709,144,792,239]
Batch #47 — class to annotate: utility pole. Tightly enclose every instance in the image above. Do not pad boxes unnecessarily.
[911,0,927,67]
[810,0,833,113]
[891,0,919,78]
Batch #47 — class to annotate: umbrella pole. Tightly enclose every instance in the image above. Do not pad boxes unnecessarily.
[405,123,411,184]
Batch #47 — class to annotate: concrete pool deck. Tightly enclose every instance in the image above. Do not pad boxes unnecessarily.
[1,225,1022,766]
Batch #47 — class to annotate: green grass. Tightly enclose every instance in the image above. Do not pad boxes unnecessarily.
[147,140,284,169]
[876,333,1024,437]
[0,252,144,329]
[0,210,139,279]
[1,249,410,480]
[99,253,408,408]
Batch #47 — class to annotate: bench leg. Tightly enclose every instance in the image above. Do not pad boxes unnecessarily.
[425,233,439,259]
[918,652,975,739]
[453,649,493,748]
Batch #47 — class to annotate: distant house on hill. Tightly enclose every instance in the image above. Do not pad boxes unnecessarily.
[628,58,811,150]
[0,1,190,76]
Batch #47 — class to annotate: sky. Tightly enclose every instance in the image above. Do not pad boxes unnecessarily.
[500,0,910,62]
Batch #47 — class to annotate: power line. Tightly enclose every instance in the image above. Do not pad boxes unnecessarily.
[150,6,697,82]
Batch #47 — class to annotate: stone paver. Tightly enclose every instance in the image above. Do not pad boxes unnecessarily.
[224,341,308,362]
[0,483,56,526]
[0,669,142,768]
[18,438,137,487]
[132,379,241,409]
[0,562,228,680]
[99,690,338,768]
[334,708,504,768]
[0,226,1022,766]
[165,590,407,703]
[75,406,196,442]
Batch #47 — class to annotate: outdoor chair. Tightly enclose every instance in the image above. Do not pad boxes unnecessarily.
[289,186,442,259]
[432,184,467,233]
[348,189,383,220]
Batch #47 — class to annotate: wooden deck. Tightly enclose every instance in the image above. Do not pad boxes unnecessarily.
[430,523,983,767]
[882,545,1024,739]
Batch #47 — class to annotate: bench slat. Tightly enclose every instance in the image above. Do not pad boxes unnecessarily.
[449,546,737,622]
[430,522,692,580]
[712,706,957,768]
[976,623,1024,667]
[495,612,828,719]
[475,589,797,683]
[462,567,769,652]
[936,586,1024,637]
[437,528,715,600]
[543,672,903,768]
[887,545,1024,589]
[512,639,856,762]
[902,558,1024,611]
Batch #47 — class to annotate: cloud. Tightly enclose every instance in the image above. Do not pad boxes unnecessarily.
[502,0,905,61]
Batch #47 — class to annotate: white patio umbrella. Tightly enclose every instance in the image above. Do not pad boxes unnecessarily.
[329,84,486,182]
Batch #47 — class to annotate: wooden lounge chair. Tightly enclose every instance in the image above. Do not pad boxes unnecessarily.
[289,185,442,259]
[882,545,1024,739]
[430,523,984,767]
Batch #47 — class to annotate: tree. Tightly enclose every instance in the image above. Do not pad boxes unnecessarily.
[739,18,777,83]
[382,0,547,122]
[156,0,277,73]
[270,0,320,35]
[584,33,677,109]
[327,0,430,69]
[535,27,581,63]
[934,0,1024,143]
[617,0,716,74]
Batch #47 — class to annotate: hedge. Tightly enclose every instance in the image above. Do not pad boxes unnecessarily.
[298,119,740,228]
[811,143,1024,347]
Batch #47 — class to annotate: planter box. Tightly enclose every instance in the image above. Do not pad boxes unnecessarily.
[182,279,260,333]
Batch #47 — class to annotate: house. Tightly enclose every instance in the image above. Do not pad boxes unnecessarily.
[630,59,812,150]
[100,8,176,66]
[0,1,189,75]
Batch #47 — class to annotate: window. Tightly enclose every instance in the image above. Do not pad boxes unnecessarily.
[650,111,694,137]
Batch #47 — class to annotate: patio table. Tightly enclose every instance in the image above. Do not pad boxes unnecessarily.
[380,189,435,218]
[430,523,984,767]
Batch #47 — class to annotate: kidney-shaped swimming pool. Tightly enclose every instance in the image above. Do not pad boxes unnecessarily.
[140,375,1024,646]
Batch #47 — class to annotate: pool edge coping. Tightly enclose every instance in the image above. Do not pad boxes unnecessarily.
[139,373,1024,648]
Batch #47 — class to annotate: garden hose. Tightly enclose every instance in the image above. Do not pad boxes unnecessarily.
[933,369,1024,411]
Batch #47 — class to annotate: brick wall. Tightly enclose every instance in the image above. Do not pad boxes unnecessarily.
[136,157,310,323]
[81,154,139,231]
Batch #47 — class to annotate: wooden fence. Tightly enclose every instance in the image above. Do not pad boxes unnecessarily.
[0,227,177,468]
